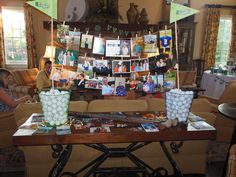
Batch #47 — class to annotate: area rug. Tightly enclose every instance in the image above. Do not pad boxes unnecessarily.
[0,146,25,172]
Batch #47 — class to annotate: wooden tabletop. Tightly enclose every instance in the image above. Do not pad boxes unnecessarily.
[218,103,236,120]
[13,121,216,146]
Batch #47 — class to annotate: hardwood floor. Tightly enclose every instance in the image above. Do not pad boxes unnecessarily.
[0,162,225,177]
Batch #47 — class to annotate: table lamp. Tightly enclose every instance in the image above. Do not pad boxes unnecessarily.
[39,45,56,70]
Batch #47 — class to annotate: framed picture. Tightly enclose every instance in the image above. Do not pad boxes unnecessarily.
[130,58,149,72]
[144,35,158,53]
[92,37,105,55]
[112,60,131,74]
[55,48,79,67]
[80,34,94,49]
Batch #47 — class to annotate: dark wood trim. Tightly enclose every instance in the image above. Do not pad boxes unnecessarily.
[43,21,159,32]
[205,4,236,9]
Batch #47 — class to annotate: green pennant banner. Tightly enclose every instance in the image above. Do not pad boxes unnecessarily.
[26,0,57,19]
[170,2,199,23]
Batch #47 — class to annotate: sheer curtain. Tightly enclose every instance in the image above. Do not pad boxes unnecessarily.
[230,9,236,59]
[0,7,5,68]
[24,4,37,69]
[202,7,220,69]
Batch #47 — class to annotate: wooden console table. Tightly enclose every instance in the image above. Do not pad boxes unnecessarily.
[13,113,216,177]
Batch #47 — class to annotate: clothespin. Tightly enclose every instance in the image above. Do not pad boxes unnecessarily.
[84,53,87,59]
[117,36,120,40]
[148,31,151,35]
[74,27,76,32]
[86,30,89,35]
[62,21,65,26]
[121,57,123,60]
[101,57,104,60]
[165,25,167,31]
[99,33,101,38]
[135,33,138,39]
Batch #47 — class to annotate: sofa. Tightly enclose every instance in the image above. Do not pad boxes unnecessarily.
[8,68,39,98]
[14,98,216,177]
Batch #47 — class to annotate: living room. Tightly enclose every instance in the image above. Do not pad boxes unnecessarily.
[0,0,236,177]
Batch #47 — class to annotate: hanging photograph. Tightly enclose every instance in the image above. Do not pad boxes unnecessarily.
[106,40,121,57]
[114,77,127,96]
[105,40,131,57]
[148,55,168,74]
[101,77,115,95]
[164,71,176,89]
[120,40,131,57]
[143,34,158,53]
[50,67,77,82]
[131,37,143,57]
[93,59,112,76]
[130,58,149,72]
[85,78,103,90]
[159,29,172,49]
[80,34,94,49]
[57,24,70,43]
[66,31,81,50]
[77,56,95,77]
[92,37,106,55]
[112,60,131,74]
[143,75,156,94]
[55,48,79,67]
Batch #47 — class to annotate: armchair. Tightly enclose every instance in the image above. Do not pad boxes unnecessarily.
[200,80,236,162]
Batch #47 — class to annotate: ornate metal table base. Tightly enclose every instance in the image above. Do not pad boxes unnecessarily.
[49,142,184,177]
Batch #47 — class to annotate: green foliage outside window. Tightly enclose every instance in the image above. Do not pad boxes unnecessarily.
[215,17,232,66]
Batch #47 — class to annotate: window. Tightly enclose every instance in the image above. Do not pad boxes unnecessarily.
[2,7,27,66]
[215,16,232,66]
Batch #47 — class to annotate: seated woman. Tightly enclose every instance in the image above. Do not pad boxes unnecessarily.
[0,68,32,112]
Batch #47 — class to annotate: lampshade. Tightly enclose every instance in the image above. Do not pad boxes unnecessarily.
[43,45,56,59]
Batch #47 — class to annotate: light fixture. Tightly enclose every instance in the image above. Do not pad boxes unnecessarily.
[43,45,56,61]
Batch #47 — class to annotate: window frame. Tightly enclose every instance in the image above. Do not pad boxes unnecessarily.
[1,6,28,68]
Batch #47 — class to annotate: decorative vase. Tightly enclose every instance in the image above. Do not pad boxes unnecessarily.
[127,3,139,24]
[134,5,139,24]
[139,8,149,25]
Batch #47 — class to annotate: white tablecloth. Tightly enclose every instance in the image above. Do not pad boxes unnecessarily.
[200,71,236,99]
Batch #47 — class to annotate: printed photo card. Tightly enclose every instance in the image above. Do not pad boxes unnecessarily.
[57,24,69,43]
[93,59,112,76]
[131,37,144,57]
[159,29,172,49]
[106,40,131,57]
[80,34,94,49]
[144,34,158,53]
[130,58,149,72]
[112,60,131,74]
[55,48,79,67]
[93,37,105,55]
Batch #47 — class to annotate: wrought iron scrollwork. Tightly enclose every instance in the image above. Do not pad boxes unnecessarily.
[170,141,183,154]
[151,167,168,177]
[51,144,63,158]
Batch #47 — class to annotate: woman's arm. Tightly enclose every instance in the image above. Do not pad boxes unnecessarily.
[0,89,31,108]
